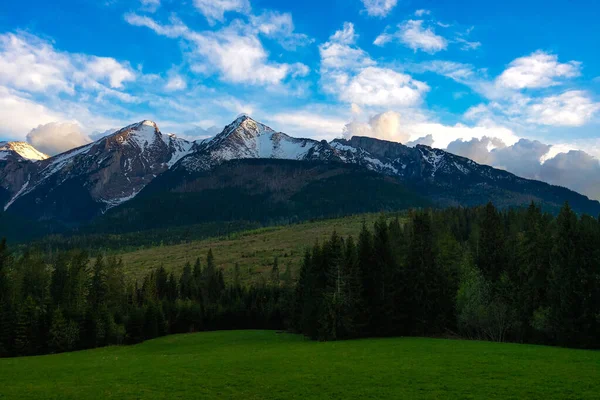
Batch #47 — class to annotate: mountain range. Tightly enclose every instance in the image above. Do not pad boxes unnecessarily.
[1,115,599,240]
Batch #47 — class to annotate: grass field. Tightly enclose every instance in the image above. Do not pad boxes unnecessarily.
[0,330,598,399]
[117,213,391,281]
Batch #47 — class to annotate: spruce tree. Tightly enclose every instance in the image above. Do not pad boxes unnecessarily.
[477,202,507,282]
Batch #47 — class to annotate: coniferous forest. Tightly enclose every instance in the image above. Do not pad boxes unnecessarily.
[1,202,599,358]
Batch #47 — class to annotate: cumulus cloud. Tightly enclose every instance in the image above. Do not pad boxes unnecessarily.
[415,9,431,17]
[0,32,137,99]
[540,151,600,201]
[193,0,251,25]
[26,122,92,155]
[320,24,427,108]
[340,67,429,107]
[406,134,434,147]
[375,20,448,54]
[496,51,581,90]
[320,25,374,71]
[187,25,307,85]
[85,57,136,89]
[446,136,600,200]
[525,91,600,127]
[446,136,507,165]
[361,0,398,17]
[343,111,411,143]
[0,33,74,94]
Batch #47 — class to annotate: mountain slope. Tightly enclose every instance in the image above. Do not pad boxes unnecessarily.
[90,158,428,233]
[0,142,47,209]
[331,136,600,215]
[4,121,193,222]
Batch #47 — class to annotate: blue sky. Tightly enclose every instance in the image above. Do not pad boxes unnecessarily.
[1,0,600,199]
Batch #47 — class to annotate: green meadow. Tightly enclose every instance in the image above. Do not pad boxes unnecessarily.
[117,213,388,281]
[1,330,598,400]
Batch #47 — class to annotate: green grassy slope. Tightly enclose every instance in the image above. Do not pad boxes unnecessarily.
[1,330,598,400]
[117,213,391,281]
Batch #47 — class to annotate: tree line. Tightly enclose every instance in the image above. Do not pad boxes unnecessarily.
[293,202,600,347]
[0,247,288,357]
[0,202,598,357]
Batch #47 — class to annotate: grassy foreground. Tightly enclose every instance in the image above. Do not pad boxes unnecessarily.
[1,331,598,400]
[118,213,388,281]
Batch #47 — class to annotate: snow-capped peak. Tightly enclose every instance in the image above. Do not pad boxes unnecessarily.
[0,141,49,161]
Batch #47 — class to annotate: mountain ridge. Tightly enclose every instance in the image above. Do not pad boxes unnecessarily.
[1,115,599,238]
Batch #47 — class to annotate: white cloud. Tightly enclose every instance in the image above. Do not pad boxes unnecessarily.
[319,23,374,73]
[375,20,448,54]
[250,11,313,50]
[85,56,136,89]
[340,67,429,107]
[26,122,92,155]
[416,60,477,83]
[319,23,375,96]
[406,134,434,147]
[455,37,481,51]
[344,111,411,143]
[405,121,519,149]
[415,9,431,17]
[525,91,600,127]
[320,24,427,108]
[187,25,306,85]
[330,22,358,45]
[165,72,187,91]
[0,86,66,139]
[446,136,508,165]
[361,0,398,17]
[0,32,137,99]
[266,111,348,140]
[496,51,581,89]
[126,14,307,87]
[193,0,251,25]
[0,33,74,94]
[124,13,188,38]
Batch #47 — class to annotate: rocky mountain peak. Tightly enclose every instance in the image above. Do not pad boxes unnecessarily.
[0,141,49,161]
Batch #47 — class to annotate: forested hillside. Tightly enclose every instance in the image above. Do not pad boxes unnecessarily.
[0,203,599,358]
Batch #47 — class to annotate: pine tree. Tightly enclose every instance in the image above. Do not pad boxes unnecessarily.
[13,296,39,356]
[477,203,507,282]
[547,202,580,346]
[50,253,69,307]
[179,262,193,300]
[49,307,69,353]
[89,255,108,312]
